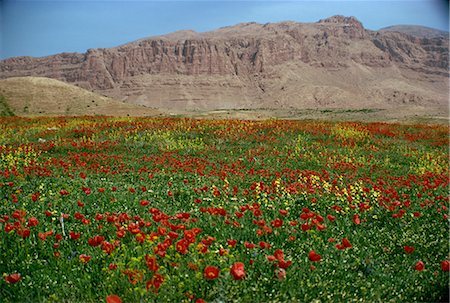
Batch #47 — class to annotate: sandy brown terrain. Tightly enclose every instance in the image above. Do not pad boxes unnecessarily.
[0,77,160,116]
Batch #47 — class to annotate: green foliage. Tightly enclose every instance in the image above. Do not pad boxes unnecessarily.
[0,95,15,116]
[0,117,448,302]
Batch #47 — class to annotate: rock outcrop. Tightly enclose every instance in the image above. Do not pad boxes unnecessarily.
[0,15,448,111]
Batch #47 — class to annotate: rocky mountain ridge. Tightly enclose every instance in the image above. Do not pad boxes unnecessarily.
[1,15,448,111]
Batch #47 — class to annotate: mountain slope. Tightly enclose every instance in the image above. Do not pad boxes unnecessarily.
[0,77,160,116]
[0,16,448,113]
[379,25,448,38]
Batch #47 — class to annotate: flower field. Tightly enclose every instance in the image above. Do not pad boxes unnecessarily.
[0,116,449,302]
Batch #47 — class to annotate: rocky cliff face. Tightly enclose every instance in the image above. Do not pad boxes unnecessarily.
[1,15,448,111]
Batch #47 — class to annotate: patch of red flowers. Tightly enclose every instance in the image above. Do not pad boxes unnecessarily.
[404,246,415,254]
[308,250,321,262]
[5,273,21,284]
[106,294,122,303]
[230,262,245,280]
[204,266,220,280]
[415,261,425,271]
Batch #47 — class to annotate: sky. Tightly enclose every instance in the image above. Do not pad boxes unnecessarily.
[0,0,448,59]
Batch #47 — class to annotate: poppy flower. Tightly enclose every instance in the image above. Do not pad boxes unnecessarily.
[5,273,21,284]
[147,273,164,291]
[271,218,283,228]
[278,259,292,269]
[441,260,449,272]
[176,239,189,254]
[415,261,425,271]
[227,239,237,247]
[301,223,310,231]
[342,238,352,249]
[353,214,361,225]
[279,209,288,216]
[106,294,122,303]
[244,241,256,249]
[79,254,92,263]
[259,241,271,249]
[230,262,245,280]
[122,269,143,285]
[69,231,81,240]
[266,254,276,262]
[308,250,321,262]
[274,249,284,261]
[274,268,286,280]
[404,246,415,254]
[27,217,39,227]
[204,266,220,280]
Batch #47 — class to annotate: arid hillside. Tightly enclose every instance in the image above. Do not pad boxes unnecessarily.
[0,77,160,116]
[0,16,448,115]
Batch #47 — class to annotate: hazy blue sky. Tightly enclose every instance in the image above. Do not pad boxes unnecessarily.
[1,0,448,59]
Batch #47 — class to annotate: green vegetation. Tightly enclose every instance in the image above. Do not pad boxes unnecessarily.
[0,117,448,303]
[0,95,15,116]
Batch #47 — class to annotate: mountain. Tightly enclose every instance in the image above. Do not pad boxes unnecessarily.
[0,15,448,113]
[0,77,160,116]
[379,25,448,39]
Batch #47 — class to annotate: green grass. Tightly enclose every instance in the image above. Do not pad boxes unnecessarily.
[0,117,448,303]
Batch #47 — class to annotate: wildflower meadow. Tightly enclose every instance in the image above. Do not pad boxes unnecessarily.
[0,116,448,302]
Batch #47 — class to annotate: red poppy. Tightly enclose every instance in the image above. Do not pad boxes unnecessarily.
[147,273,164,291]
[79,254,92,263]
[59,189,69,196]
[122,269,143,285]
[140,200,150,206]
[168,231,179,239]
[101,242,115,255]
[230,262,245,280]
[404,246,415,254]
[106,294,122,303]
[27,217,39,227]
[278,259,292,269]
[204,266,220,280]
[259,241,271,249]
[441,260,449,272]
[244,241,256,249]
[274,249,284,261]
[5,273,21,284]
[327,214,336,222]
[176,239,189,254]
[308,250,321,262]
[274,268,286,280]
[4,223,14,233]
[271,218,283,228]
[31,192,40,202]
[342,238,352,249]
[415,261,425,271]
[253,209,262,217]
[69,231,81,240]
[279,209,288,216]
[353,214,361,225]
[265,254,276,262]
[301,223,310,231]
[116,230,126,238]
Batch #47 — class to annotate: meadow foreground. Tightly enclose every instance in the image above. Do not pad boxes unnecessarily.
[0,117,448,302]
